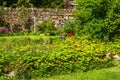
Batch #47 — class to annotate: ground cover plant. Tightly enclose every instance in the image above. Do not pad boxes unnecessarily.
[0,0,120,80]
[32,61,120,80]
[0,36,120,80]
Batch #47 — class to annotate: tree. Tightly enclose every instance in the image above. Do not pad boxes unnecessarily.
[14,0,33,7]
[0,0,17,7]
[0,0,64,8]
[74,0,120,41]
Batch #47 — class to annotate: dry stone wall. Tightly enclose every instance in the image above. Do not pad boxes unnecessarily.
[3,8,74,31]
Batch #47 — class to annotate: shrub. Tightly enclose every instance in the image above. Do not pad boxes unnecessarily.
[1,0,64,8]
[0,27,10,36]
[13,0,33,7]
[0,37,116,79]
[74,0,120,41]
[0,27,10,33]
[60,19,80,36]
[36,20,58,36]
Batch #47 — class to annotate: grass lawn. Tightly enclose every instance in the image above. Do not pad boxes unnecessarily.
[32,61,120,80]
[0,35,59,39]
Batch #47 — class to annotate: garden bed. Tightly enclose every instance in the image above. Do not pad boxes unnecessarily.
[0,36,120,80]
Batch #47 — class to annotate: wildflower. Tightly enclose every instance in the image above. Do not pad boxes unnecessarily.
[67,32,74,37]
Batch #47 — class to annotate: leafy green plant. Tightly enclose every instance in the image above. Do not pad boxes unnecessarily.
[30,0,64,8]
[60,19,80,36]
[37,20,58,36]
[18,6,30,32]
[74,0,120,41]
[1,36,120,79]
[0,0,64,8]
[13,0,33,7]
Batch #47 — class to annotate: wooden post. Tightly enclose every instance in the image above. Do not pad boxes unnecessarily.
[32,8,37,33]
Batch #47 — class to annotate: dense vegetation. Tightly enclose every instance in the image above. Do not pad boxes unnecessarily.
[0,0,64,8]
[0,36,119,80]
[32,62,120,80]
[0,0,120,80]
[65,0,120,41]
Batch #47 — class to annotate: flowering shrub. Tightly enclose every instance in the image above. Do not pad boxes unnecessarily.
[0,27,10,33]
[0,36,117,79]
[67,32,74,37]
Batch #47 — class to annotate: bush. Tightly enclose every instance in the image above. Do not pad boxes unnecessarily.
[0,0,64,8]
[0,27,10,36]
[0,36,116,79]
[36,20,58,36]
[62,20,77,33]
[74,0,120,41]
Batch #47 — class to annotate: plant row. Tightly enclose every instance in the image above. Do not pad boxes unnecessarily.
[0,37,120,79]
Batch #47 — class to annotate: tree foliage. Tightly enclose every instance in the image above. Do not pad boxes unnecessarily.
[74,0,120,41]
[14,0,33,7]
[0,0,64,8]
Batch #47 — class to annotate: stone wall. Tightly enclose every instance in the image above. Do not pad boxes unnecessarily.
[2,8,74,31]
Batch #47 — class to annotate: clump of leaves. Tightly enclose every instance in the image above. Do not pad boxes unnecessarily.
[74,0,120,41]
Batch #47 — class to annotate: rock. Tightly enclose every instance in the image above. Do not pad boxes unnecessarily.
[105,53,120,60]
[113,54,120,60]
[105,52,112,58]
[40,34,45,36]
[8,71,15,78]
[60,33,66,39]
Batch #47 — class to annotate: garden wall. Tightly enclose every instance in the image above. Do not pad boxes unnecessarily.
[3,8,74,31]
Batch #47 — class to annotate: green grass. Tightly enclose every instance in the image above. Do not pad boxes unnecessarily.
[0,35,59,40]
[32,61,120,80]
